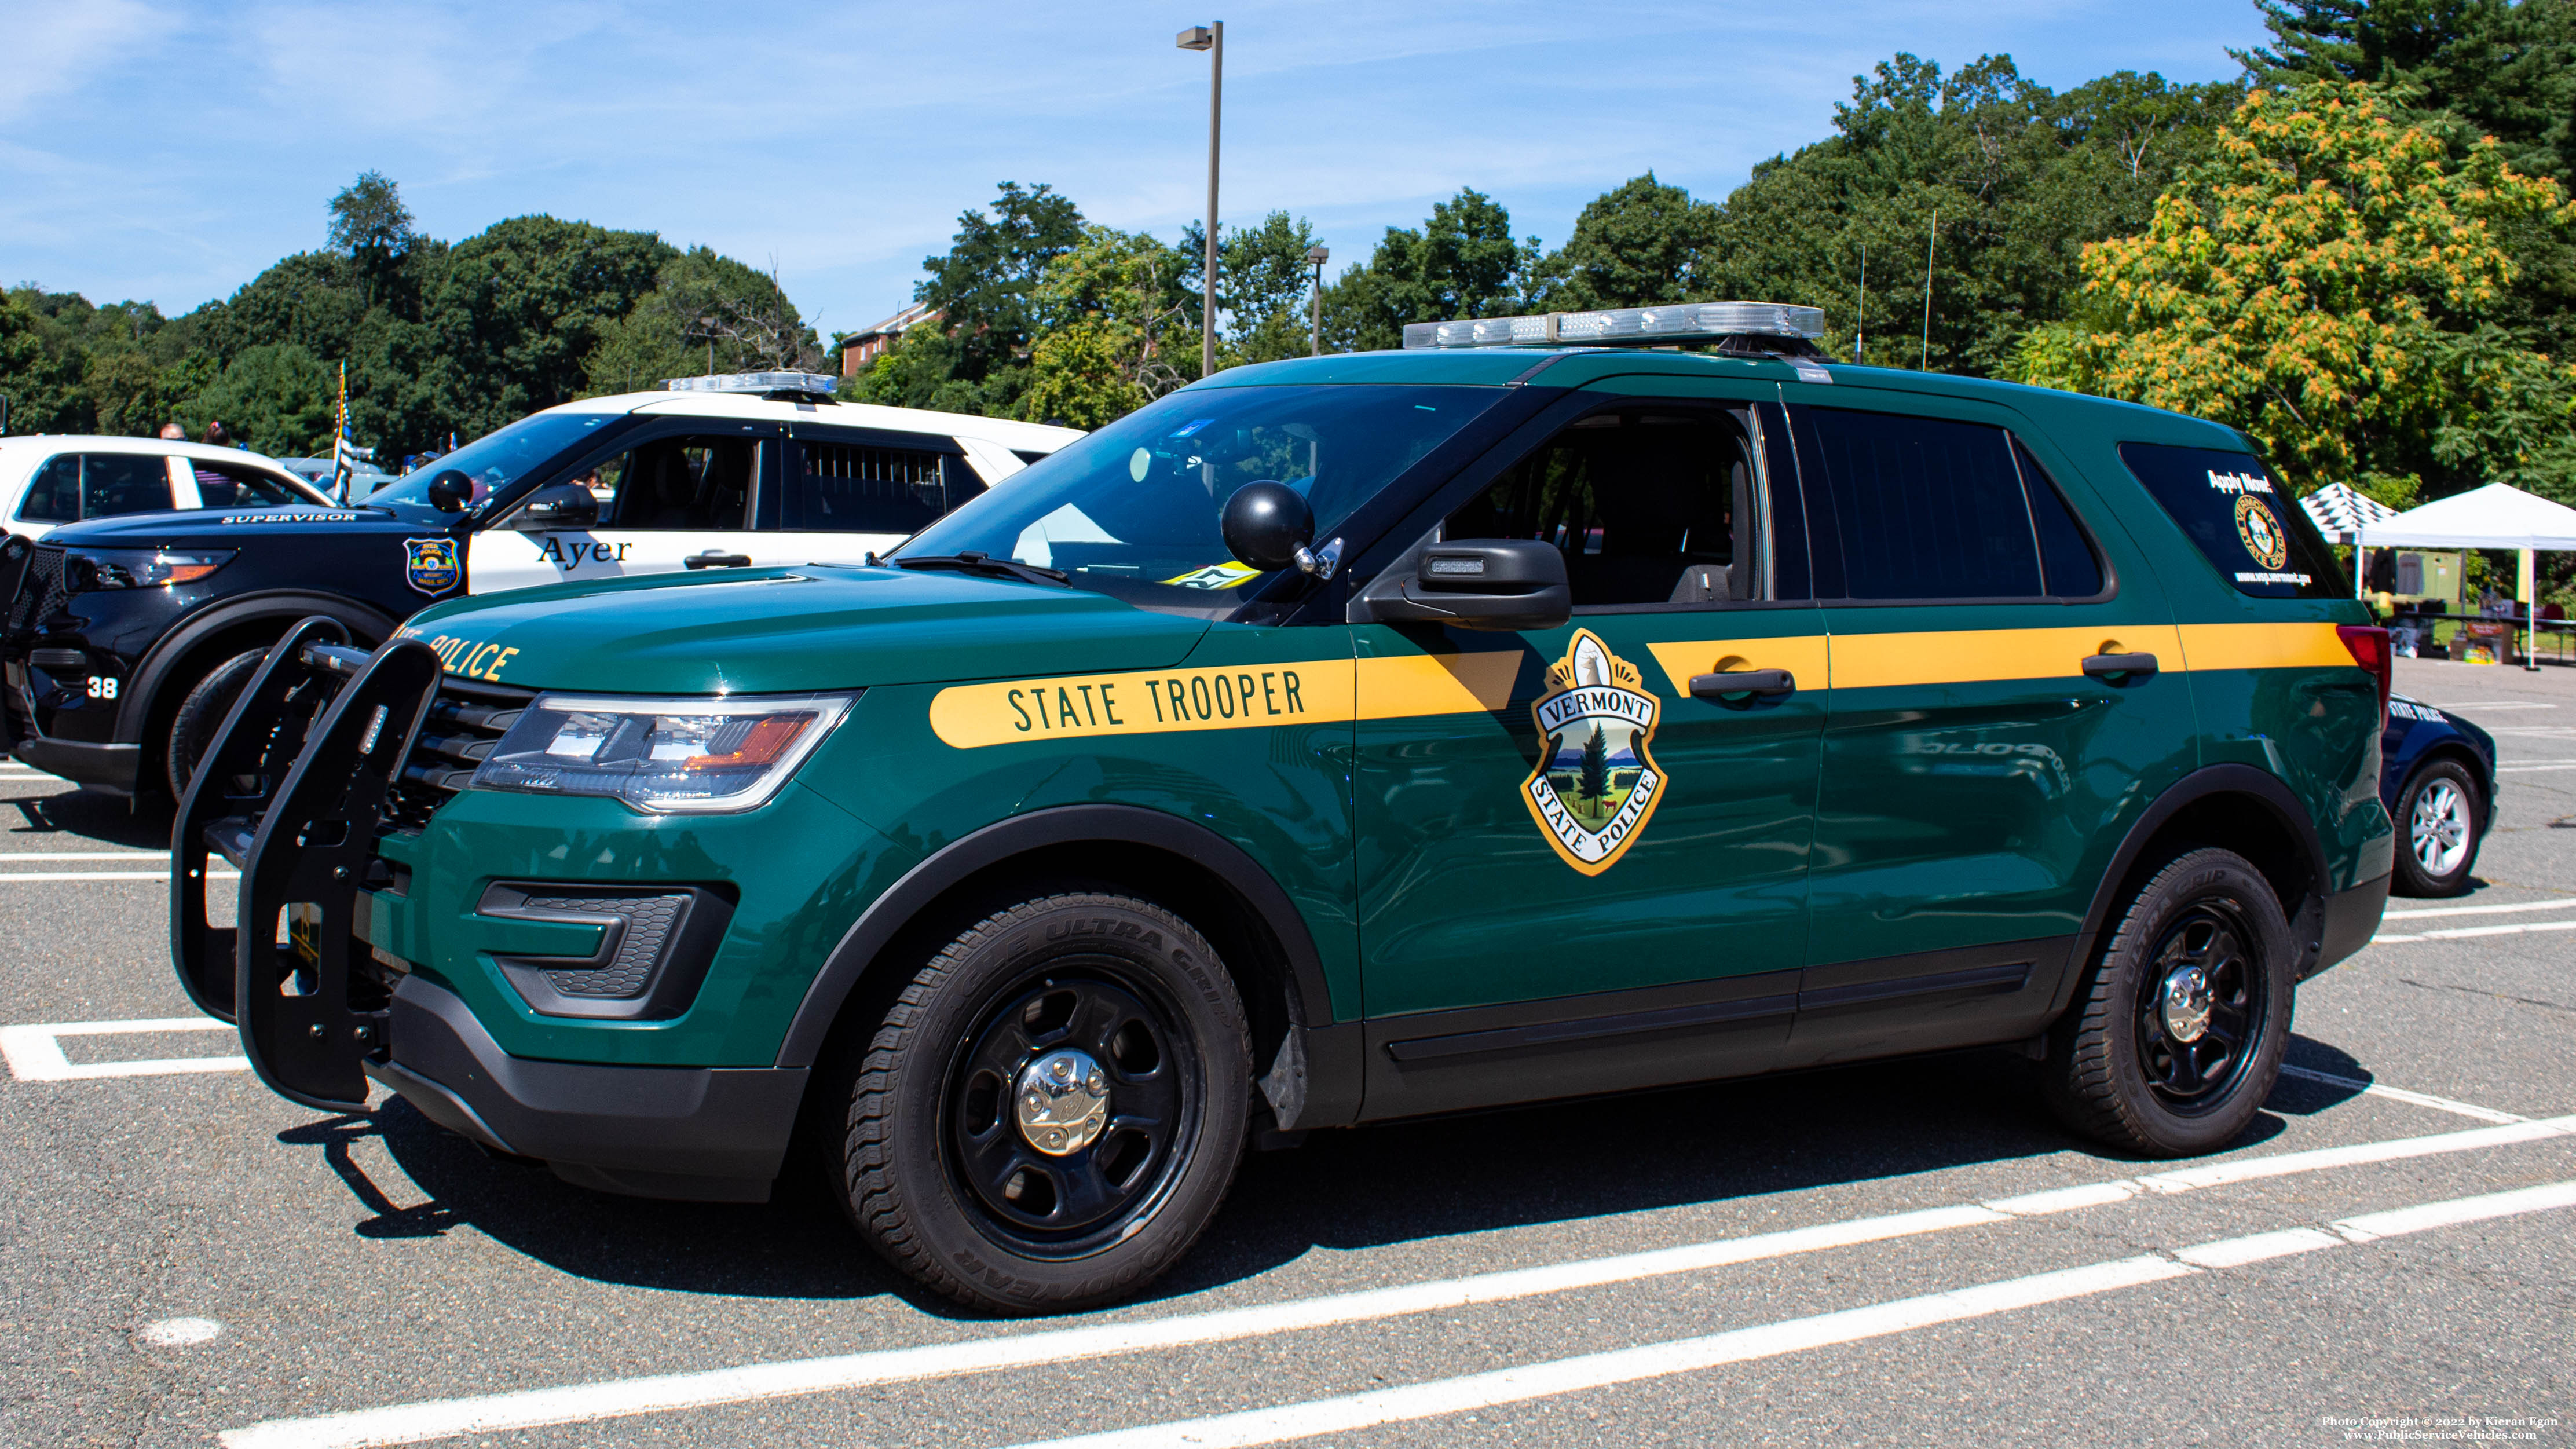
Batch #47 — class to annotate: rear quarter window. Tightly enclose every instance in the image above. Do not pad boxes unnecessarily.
[2118,442,2346,599]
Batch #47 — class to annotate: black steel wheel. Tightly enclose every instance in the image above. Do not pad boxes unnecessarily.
[2391,758,2483,898]
[833,892,1249,1314]
[943,968,1196,1254]
[2129,901,2262,1113]
[2046,847,2293,1156]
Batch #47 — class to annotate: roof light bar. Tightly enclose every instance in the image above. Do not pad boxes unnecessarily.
[663,372,841,395]
[1402,301,1827,350]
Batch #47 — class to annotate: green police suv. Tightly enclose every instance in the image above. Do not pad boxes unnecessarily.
[173,302,2394,1312]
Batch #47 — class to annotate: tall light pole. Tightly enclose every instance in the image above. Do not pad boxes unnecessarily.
[1177,23,1223,380]
[1306,244,1329,356]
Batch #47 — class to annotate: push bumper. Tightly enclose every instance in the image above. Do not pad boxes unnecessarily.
[371,974,806,1203]
[2307,871,2392,980]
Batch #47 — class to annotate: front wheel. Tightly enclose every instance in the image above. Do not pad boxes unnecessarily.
[2392,759,2483,897]
[834,892,1250,1314]
[165,647,270,799]
[2045,847,2293,1157]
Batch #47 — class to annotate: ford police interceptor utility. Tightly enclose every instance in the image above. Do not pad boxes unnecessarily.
[172,302,2395,1313]
[2,374,1078,801]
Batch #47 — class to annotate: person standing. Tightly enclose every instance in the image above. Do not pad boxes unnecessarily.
[158,422,185,440]
[201,420,233,449]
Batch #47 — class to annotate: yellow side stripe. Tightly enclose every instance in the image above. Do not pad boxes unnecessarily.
[927,622,2358,748]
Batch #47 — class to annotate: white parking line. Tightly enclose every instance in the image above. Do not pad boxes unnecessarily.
[215,1111,2576,1449]
[0,851,173,861]
[2493,760,2576,773]
[2382,898,2576,920]
[0,1017,244,1081]
[1000,1181,2576,1449]
[0,870,231,882]
[2274,1064,2527,1124]
[2425,701,2558,711]
[2372,919,2576,945]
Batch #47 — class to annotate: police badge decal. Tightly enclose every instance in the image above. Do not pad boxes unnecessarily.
[403,537,462,596]
[1521,630,1666,875]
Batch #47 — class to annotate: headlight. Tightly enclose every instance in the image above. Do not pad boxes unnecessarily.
[63,548,235,590]
[469,692,855,813]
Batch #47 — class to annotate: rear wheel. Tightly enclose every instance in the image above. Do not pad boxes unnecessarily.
[2045,847,2293,1157]
[2392,759,2483,898]
[165,647,269,799]
[833,892,1250,1314]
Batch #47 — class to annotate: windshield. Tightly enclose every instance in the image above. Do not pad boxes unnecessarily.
[898,385,1503,608]
[363,411,623,509]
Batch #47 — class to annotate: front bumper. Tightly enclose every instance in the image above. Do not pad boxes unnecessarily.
[10,735,138,792]
[2307,870,2392,980]
[371,974,806,1202]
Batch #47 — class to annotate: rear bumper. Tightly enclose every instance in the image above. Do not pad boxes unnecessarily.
[369,974,808,1203]
[10,736,139,793]
[2307,872,2392,981]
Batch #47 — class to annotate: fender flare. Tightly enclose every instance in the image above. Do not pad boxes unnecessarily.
[775,803,1349,1097]
[117,593,398,745]
[2057,763,2332,1011]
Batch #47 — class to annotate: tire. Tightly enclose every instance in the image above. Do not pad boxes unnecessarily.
[2045,847,2294,1157]
[833,892,1251,1314]
[2391,759,2483,898]
[165,647,270,799]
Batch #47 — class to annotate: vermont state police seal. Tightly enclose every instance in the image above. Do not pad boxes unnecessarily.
[1521,630,1666,875]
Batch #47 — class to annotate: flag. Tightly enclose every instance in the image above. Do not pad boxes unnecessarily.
[329,360,374,504]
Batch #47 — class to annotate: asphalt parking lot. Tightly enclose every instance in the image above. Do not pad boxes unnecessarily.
[2,654,2570,1449]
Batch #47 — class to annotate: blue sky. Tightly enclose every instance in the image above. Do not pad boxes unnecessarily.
[1,1,2274,338]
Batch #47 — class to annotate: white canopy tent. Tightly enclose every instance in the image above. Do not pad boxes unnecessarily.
[2359,482,2576,671]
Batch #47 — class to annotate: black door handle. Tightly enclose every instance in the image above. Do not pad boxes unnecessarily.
[1690,668,1796,702]
[2082,652,2158,680]
[685,552,753,570]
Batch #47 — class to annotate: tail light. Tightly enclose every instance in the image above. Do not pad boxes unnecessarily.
[2337,624,2391,716]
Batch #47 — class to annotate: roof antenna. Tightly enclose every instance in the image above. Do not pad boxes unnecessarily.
[1854,242,1866,365]
[1920,208,1938,371]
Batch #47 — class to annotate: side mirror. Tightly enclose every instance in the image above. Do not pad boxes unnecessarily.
[1354,539,1571,632]
[511,481,600,532]
[426,470,474,514]
[1220,481,1312,572]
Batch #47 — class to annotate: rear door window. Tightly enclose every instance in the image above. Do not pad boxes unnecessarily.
[188,460,310,508]
[1792,408,2042,599]
[585,435,761,530]
[2118,442,2345,599]
[784,431,974,534]
[17,453,178,522]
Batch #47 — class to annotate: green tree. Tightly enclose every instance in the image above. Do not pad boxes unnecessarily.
[1319,189,1539,352]
[2008,81,2576,503]
[327,170,420,308]
[184,342,336,455]
[1699,54,2241,375]
[1578,724,1610,811]
[916,181,1087,390]
[1019,226,1193,427]
[1540,173,1721,310]
[583,247,820,396]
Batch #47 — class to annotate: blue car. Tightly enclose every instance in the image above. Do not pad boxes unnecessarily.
[2381,693,2498,897]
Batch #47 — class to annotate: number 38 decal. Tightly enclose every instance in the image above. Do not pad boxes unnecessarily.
[84,676,118,700]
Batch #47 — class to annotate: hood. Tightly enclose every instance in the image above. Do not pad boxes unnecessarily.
[40,504,437,546]
[398,565,1213,694]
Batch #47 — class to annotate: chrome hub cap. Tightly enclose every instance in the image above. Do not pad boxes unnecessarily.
[1014,1048,1110,1157]
[2410,780,2470,876]
[2159,964,2214,1044]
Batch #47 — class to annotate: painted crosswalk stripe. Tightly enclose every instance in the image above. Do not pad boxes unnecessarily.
[997,1181,2576,1449]
[214,1110,2574,1449]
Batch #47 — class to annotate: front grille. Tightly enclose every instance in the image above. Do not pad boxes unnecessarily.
[383,675,536,830]
[8,547,67,634]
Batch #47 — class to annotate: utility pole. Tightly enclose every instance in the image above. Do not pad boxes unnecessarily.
[1178,23,1224,380]
[1307,244,1329,356]
[1920,208,1938,372]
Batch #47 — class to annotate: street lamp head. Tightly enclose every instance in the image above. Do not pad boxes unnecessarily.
[1306,245,1330,265]
[1176,25,1213,50]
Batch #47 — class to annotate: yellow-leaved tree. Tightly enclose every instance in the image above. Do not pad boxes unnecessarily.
[2010,81,2576,506]
[1018,227,1195,430]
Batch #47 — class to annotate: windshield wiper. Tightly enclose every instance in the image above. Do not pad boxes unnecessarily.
[885,551,1070,588]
